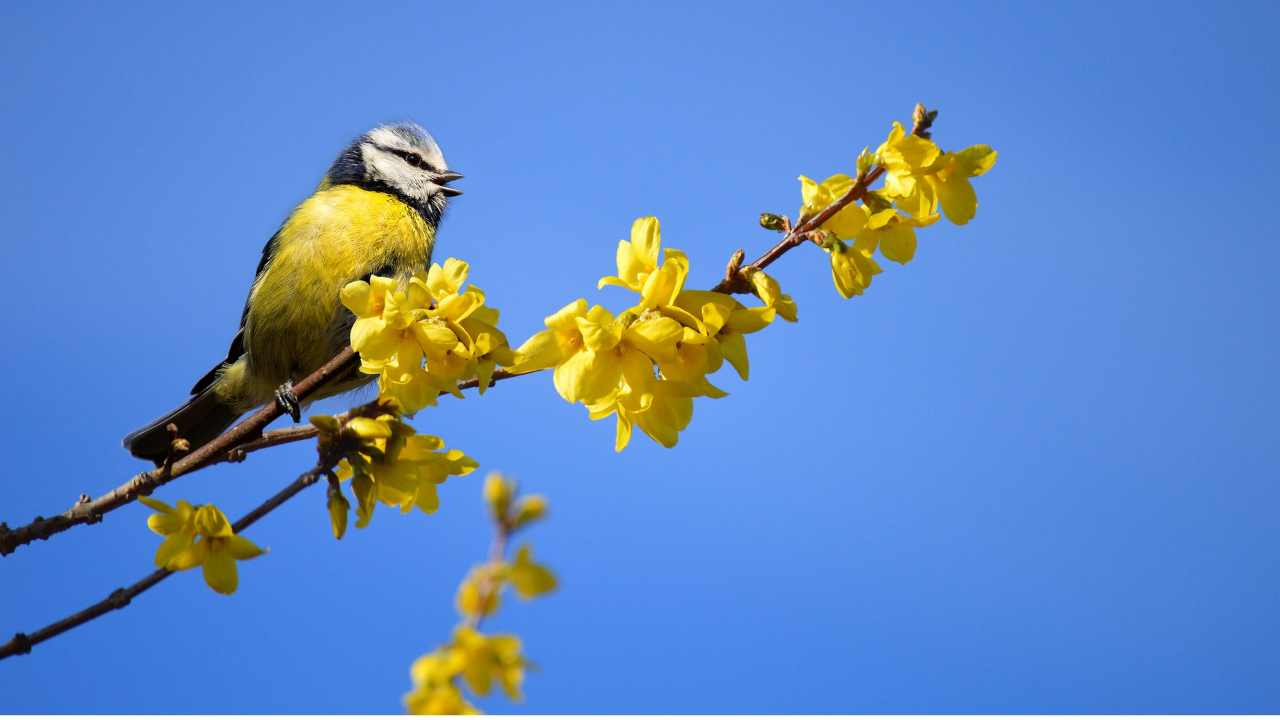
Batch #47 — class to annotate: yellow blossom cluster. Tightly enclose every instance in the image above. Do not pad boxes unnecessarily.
[404,473,556,715]
[799,117,996,298]
[311,404,479,537]
[139,498,266,595]
[340,259,519,415]
[509,217,797,451]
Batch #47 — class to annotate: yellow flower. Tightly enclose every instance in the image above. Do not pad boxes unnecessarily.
[140,498,267,595]
[405,651,481,715]
[877,121,943,207]
[341,275,418,362]
[451,627,526,701]
[508,545,557,600]
[422,258,472,301]
[823,236,883,298]
[924,144,998,225]
[404,676,480,715]
[672,290,774,381]
[510,300,626,405]
[855,201,940,265]
[598,216,690,309]
[335,428,478,528]
[799,174,870,240]
[456,563,502,619]
[615,383,695,450]
[345,260,519,412]
[747,268,799,323]
[140,496,198,569]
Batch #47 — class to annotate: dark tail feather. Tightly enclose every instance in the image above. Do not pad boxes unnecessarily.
[123,389,243,467]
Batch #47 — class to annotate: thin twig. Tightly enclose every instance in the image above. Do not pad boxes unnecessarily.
[0,458,332,661]
[0,348,360,557]
[464,513,511,632]
[710,166,886,295]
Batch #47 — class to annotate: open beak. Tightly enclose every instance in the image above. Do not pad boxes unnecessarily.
[437,171,464,196]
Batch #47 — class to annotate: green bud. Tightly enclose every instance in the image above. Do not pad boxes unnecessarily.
[856,147,874,177]
[759,213,786,232]
[484,472,514,520]
[512,495,548,529]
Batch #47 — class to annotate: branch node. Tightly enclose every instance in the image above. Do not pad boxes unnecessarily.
[10,633,31,655]
[108,588,131,610]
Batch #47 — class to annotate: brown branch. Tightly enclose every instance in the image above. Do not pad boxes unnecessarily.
[710,102,936,296]
[0,458,332,661]
[0,348,360,557]
[710,166,887,295]
[464,510,512,632]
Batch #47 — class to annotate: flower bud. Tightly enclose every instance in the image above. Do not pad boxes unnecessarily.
[759,213,787,232]
[310,414,341,433]
[856,147,874,177]
[327,486,350,540]
[512,495,548,529]
[483,472,514,520]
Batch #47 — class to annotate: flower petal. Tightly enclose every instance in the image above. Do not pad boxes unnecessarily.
[202,547,239,595]
[226,535,267,560]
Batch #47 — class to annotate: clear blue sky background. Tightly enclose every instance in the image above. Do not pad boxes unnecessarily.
[1,1,1277,713]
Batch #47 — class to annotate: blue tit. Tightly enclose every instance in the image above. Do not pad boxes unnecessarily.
[124,122,462,466]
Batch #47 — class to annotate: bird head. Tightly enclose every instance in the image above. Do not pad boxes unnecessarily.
[325,122,462,225]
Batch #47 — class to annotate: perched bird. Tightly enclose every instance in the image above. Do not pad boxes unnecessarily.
[124,122,462,466]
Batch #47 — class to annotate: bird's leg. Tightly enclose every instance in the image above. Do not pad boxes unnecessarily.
[275,380,302,423]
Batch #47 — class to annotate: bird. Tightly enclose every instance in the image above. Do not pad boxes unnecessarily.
[123,122,462,466]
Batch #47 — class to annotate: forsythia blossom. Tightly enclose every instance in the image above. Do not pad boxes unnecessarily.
[311,405,479,536]
[405,474,555,714]
[139,497,266,595]
[798,113,995,298]
[511,217,794,450]
[340,259,519,416]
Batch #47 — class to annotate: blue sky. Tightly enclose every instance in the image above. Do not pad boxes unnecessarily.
[1,0,1277,713]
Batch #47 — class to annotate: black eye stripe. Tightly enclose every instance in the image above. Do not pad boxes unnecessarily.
[388,148,433,171]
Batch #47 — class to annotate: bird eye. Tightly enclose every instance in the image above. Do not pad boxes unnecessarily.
[395,150,424,168]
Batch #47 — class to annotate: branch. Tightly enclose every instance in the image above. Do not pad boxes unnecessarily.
[464,509,511,632]
[710,102,936,295]
[710,166,886,295]
[0,348,359,557]
[0,457,332,661]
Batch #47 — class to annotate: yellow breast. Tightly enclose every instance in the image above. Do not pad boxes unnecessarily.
[232,185,434,399]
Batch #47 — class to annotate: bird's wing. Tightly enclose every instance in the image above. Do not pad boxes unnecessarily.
[189,230,281,395]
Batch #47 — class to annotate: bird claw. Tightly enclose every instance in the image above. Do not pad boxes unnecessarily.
[275,381,301,423]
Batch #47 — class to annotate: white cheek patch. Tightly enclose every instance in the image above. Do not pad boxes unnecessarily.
[361,143,438,204]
